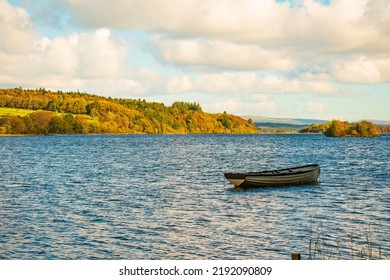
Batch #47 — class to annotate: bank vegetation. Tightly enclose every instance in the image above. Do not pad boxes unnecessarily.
[300,120,389,137]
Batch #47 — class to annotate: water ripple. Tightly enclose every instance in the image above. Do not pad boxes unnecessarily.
[0,134,389,259]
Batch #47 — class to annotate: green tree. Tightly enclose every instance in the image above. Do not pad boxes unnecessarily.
[47,98,62,112]
[49,116,68,134]
[86,102,101,117]
[217,112,231,129]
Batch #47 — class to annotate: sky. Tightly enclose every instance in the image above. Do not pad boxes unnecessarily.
[1,0,389,121]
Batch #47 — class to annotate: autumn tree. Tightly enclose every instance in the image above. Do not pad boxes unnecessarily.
[26,110,53,135]
[217,112,231,130]
[324,120,380,137]
[0,116,26,134]
[324,120,349,137]
[355,120,380,137]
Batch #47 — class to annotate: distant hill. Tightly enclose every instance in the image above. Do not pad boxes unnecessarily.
[0,88,258,135]
[242,115,390,126]
[367,120,390,125]
[240,115,328,133]
[241,115,329,126]
[250,122,307,129]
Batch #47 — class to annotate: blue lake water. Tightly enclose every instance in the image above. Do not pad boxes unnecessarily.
[0,134,389,259]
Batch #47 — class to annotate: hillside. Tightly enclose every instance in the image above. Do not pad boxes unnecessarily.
[0,88,258,135]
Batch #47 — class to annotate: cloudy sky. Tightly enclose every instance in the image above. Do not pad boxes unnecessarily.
[1,0,389,121]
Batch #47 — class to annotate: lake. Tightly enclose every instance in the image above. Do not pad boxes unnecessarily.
[0,134,389,259]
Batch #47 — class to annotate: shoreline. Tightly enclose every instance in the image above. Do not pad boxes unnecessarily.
[2,132,389,137]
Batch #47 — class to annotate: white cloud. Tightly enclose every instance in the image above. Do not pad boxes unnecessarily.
[65,0,390,52]
[167,76,194,94]
[167,72,258,94]
[75,29,128,79]
[259,76,343,95]
[0,27,133,88]
[36,29,129,79]
[166,71,359,97]
[298,71,332,82]
[64,0,390,82]
[40,35,79,76]
[0,0,37,53]
[65,0,290,39]
[151,37,295,71]
[332,56,390,83]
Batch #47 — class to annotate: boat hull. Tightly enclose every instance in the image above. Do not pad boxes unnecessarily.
[224,164,320,188]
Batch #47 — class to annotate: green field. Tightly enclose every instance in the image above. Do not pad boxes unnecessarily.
[0,107,36,117]
[0,107,98,123]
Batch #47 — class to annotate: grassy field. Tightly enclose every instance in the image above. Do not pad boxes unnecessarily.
[0,107,98,124]
[0,107,36,117]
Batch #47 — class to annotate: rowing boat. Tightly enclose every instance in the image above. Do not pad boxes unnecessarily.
[224,164,320,188]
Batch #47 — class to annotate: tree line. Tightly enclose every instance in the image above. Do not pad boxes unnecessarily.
[0,88,258,135]
[299,120,389,137]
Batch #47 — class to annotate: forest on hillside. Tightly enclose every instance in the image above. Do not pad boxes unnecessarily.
[0,88,258,135]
